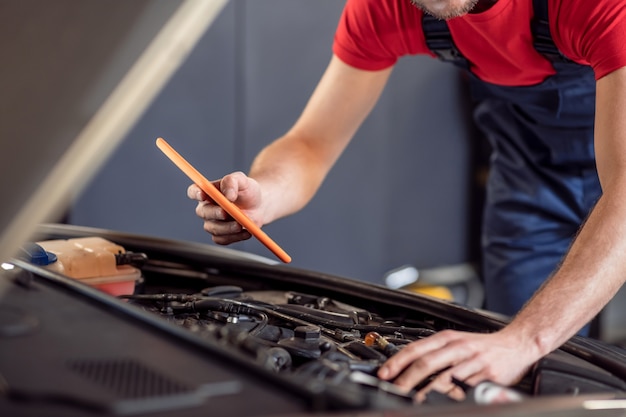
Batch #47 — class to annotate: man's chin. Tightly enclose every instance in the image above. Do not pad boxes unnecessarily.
[409,0,479,20]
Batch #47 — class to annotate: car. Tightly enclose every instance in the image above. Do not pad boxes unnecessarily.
[2,1,626,416]
[2,223,626,416]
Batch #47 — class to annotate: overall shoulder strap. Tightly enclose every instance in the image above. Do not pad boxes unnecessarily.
[422,0,576,68]
[531,0,574,63]
[421,13,470,70]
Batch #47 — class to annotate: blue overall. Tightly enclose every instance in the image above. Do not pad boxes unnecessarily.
[423,1,601,334]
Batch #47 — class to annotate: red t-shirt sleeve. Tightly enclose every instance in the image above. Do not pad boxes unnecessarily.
[333,0,626,81]
[332,0,434,71]
[552,0,626,80]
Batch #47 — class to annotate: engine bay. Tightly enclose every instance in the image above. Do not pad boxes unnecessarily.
[2,225,626,416]
[130,255,626,405]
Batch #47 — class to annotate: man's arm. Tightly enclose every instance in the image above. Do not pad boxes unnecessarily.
[378,66,626,398]
[189,55,393,244]
[501,65,626,355]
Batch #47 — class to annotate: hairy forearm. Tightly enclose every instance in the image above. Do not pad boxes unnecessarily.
[248,133,332,225]
[246,56,393,226]
[502,68,626,358]
[503,188,626,356]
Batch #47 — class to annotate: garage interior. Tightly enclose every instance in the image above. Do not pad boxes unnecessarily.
[4,1,625,344]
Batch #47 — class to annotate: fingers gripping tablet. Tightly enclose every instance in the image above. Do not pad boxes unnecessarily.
[156,137,292,263]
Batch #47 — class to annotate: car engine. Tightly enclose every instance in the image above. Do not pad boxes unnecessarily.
[2,225,626,417]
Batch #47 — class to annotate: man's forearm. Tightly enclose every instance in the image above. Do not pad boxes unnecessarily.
[248,134,331,225]
[503,190,626,355]
[245,56,393,227]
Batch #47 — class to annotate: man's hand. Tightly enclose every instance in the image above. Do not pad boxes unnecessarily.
[377,329,537,402]
[187,171,264,245]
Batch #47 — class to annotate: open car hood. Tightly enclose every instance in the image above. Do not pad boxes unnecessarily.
[0,0,226,264]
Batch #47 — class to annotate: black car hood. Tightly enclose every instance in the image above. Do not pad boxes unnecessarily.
[0,0,226,263]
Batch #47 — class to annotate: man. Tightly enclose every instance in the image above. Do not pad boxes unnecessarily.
[188,0,626,399]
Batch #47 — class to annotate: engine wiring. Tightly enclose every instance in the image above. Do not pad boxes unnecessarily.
[118,288,444,403]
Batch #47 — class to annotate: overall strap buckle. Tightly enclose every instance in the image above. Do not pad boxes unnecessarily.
[531,0,576,63]
[421,13,470,70]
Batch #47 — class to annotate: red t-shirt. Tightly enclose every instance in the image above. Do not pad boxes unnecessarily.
[333,0,626,86]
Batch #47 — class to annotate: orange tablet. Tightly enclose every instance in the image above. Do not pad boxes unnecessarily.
[156,137,291,263]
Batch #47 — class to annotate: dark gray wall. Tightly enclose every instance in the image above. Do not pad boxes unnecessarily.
[71,0,476,284]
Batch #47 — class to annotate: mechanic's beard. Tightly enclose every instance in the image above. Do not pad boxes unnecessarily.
[410,0,479,20]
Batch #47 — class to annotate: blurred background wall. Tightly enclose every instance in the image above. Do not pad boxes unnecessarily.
[70,0,480,286]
